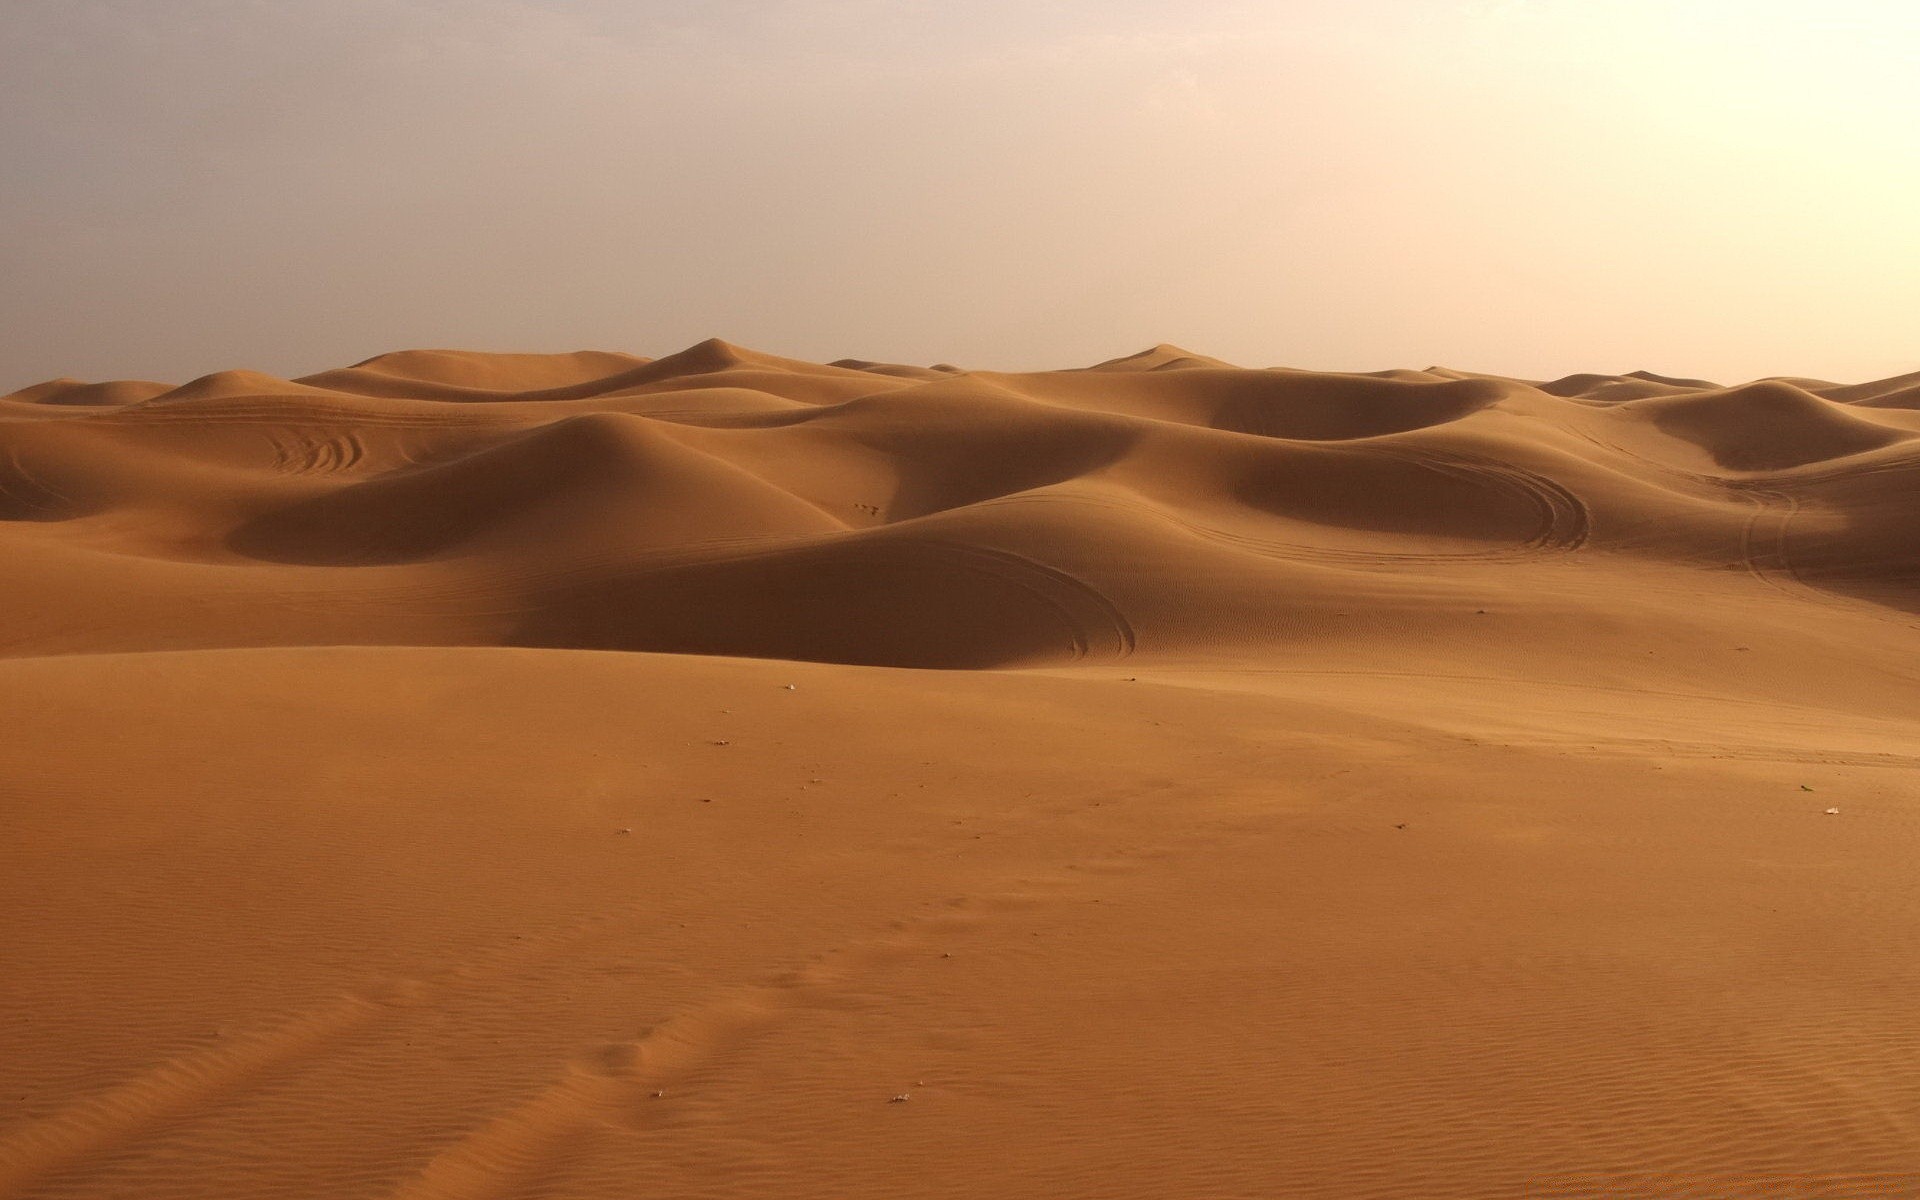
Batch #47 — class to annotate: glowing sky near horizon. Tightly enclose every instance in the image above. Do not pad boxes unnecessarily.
[1,0,1915,388]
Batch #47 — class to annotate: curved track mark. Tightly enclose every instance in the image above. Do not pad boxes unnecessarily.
[264,427,367,475]
[1733,484,1804,603]
[1372,447,1592,556]
[0,446,70,520]
[911,539,1138,661]
[979,452,1589,570]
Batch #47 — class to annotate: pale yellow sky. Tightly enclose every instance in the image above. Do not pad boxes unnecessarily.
[2,0,1914,389]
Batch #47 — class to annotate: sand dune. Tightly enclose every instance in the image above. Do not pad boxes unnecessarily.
[4,345,1919,1198]
[4,343,1917,663]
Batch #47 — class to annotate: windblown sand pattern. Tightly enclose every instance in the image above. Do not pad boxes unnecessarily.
[3,343,1919,1199]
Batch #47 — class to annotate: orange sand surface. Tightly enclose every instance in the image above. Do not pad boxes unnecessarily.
[3,344,1919,1198]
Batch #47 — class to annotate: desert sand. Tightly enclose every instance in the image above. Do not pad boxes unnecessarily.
[3,342,1919,1199]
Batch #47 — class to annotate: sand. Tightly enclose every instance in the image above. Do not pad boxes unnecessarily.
[2,342,1918,1199]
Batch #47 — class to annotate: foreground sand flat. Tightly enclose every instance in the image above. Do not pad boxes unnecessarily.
[2,345,1918,1198]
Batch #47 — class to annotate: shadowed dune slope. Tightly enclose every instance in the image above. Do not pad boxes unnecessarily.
[228,411,846,565]
[1624,380,1914,471]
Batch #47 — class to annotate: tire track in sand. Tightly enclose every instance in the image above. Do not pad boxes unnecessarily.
[264,427,367,475]
[1370,446,1592,556]
[0,445,73,521]
[1727,481,1872,618]
[373,775,1257,1200]
[376,905,987,1200]
[977,446,1590,570]
[0,899,711,1196]
[0,765,1227,1195]
[0,994,392,1196]
[909,539,1137,661]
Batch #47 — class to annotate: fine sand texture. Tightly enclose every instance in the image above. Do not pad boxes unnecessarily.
[4,343,1920,1199]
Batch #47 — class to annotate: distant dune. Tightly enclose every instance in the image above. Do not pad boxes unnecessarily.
[4,344,1919,1199]
[4,340,1917,663]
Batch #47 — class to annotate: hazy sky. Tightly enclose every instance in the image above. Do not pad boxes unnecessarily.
[3,0,1916,389]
